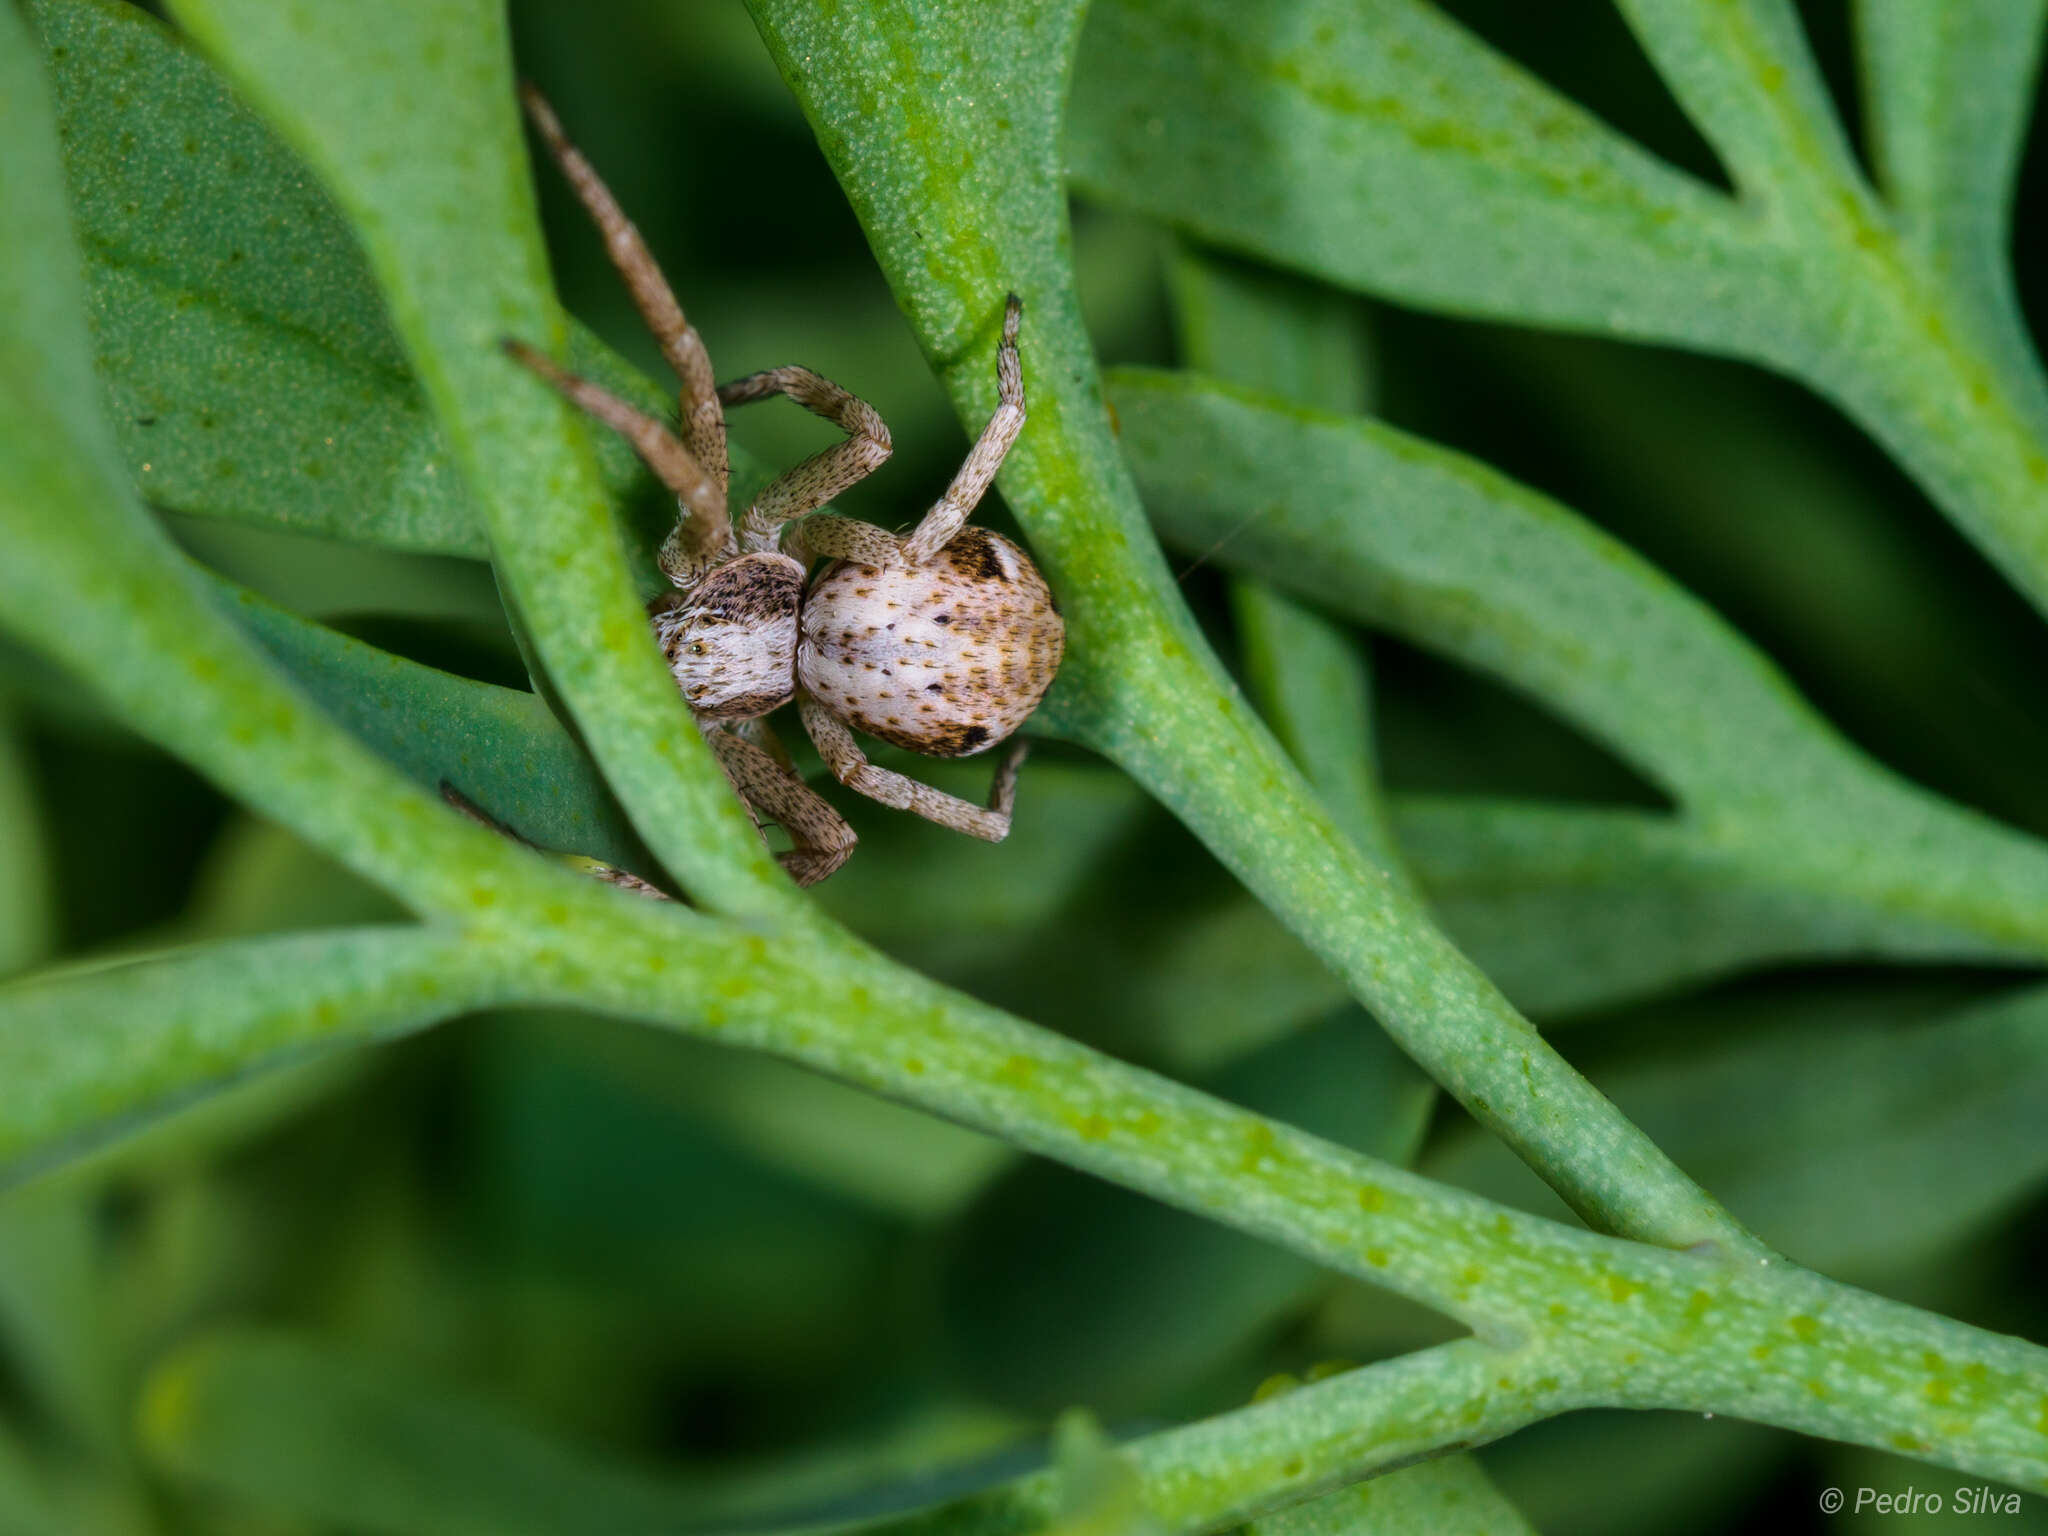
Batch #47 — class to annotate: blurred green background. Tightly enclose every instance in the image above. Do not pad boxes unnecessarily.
[3,0,2047,1531]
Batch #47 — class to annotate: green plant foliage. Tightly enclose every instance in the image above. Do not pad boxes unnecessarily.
[4,0,2048,1530]
[1068,0,2048,619]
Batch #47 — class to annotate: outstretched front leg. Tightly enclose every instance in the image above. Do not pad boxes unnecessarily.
[518,83,728,494]
[902,294,1025,566]
[798,696,1027,843]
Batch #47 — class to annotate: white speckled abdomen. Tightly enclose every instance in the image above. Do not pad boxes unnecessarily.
[796,527,1064,757]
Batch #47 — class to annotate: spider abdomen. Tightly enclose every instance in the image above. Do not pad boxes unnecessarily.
[797,527,1064,758]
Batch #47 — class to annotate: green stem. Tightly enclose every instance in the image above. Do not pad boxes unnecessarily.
[502,912,2048,1492]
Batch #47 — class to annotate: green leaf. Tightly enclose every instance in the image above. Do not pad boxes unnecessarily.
[1387,799,2000,1018]
[1164,244,1374,417]
[212,575,648,876]
[29,0,484,557]
[35,0,960,589]
[1,0,546,926]
[1106,367,1824,808]
[1070,0,2048,627]
[1856,2,2047,273]
[1164,243,1399,874]
[0,928,507,1179]
[1105,366,2048,966]
[1609,0,1862,206]
[1855,0,2048,388]
[1068,0,1789,351]
[1429,979,2048,1279]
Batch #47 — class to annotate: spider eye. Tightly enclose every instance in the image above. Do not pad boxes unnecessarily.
[689,641,708,656]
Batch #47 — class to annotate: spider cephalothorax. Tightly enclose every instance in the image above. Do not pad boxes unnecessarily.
[501,86,1063,886]
[649,552,804,722]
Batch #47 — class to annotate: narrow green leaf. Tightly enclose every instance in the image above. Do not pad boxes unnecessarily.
[1068,0,1791,351]
[1164,244,1373,418]
[160,0,786,911]
[0,927,508,1179]
[1107,367,1833,808]
[28,0,483,557]
[1857,1,2048,263]
[1106,366,2048,963]
[1430,980,2048,1279]
[1855,0,2048,381]
[1165,243,1399,873]
[1610,0,1863,206]
[1389,799,2013,1018]
[1606,2,2048,623]
[1230,587,1400,875]
[211,575,647,876]
[1070,0,2048,628]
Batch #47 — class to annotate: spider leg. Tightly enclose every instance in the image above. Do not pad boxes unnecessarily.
[733,714,797,773]
[902,294,1024,567]
[704,722,857,886]
[784,513,901,570]
[718,366,892,553]
[517,83,727,492]
[798,695,1026,843]
[500,341,732,589]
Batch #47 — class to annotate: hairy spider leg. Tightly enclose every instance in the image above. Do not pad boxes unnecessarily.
[518,81,727,492]
[718,366,893,553]
[703,722,856,885]
[901,294,1025,566]
[783,513,899,569]
[798,696,1026,842]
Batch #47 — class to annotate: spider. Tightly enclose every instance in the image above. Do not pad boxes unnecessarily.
[499,86,1065,887]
